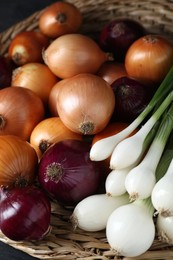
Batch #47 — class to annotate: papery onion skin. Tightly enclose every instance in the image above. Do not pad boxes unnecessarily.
[48,80,62,116]
[0,86,45,140]
[56,73,115,135]
[39,1,82,38]
[12,62,58,105]
[125,34,173,84]
[38,139,101,206]
[43,34,108,78]
[0,186,51,241]
[0,135,38,189]
[30,117,83,160]
[8,31,50,66]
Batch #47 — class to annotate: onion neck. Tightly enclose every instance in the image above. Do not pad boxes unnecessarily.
[56,13,67,24]
[0,115,6,129]
[46,162,64,182]
[39,140,51,154]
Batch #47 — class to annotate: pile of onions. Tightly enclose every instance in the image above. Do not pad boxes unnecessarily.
[38,139,102,205]
[0,186,51,241]
[30,117,83,159]
[11,62,58,105]
[0,135,38,189]
[56,73,115,135]
[8,31,50,66]
[38,1,82,38]
[0,87,45,140]
[43,34,108,78]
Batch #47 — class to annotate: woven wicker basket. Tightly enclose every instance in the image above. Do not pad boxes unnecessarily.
[1,0,173,259]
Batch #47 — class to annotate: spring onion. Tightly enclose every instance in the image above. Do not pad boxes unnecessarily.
[105,165,135,197]
[151,157,173,217]
[106,197,155,257]
[90,66,173,162]
[70,193,129,232]
[125,102,173,201]
[156,214,173,244]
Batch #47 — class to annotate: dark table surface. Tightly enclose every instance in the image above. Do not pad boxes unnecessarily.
[0,1,57,259]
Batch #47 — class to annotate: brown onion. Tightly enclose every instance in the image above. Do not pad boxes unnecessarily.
[0,135,38,189]
[8,31,50,66]
[30,117,83,159]
[125,34,173,84]
[97,61,128,85]
[38,1,82,38]
[0,87,45,140]
[48,81,62,116]
[12,62,58,105]
[43,34,108,78]
[56,73,115,135]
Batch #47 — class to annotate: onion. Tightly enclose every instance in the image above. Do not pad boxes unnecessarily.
[0,186,51,241]
[38,1,82,38]
[99,19,145,62]
[0,135,38,189]
[0,56,13,88]
[97,61,128,85]
[8,30,50,66]
[38,139,102,205]
[12,62,58,105]
[71,193,129,232]
[30,117,83,159]
[111,76,154,123]
[56,73,115,135]
[43,34,108,78]
[48,80,62,116]
[125,34,173,84]
[0,87,45,140]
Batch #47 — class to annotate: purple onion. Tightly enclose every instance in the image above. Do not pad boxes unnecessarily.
[0,186,51,241]
[99,19,145,62]
[38,139,101,206]
[111,76,154,123]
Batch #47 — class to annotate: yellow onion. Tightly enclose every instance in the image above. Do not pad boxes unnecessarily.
[43,34,108,78]
[30,117,83,159]
[56,73,115,135]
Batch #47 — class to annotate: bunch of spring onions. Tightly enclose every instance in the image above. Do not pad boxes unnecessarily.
[70,66,173,258]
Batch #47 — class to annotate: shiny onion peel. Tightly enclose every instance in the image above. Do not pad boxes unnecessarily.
[56,73,115,135]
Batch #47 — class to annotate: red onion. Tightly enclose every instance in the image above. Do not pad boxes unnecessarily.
[111,76,154,123]
[0,56,13,88]
[38,139,101,206]
[99,19,145,62]
[0,186,51,241]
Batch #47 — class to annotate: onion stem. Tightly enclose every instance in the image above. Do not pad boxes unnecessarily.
[90,66,173,162]
[125,101,173,200]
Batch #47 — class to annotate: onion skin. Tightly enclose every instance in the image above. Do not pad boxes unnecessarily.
[38,139,101,206]
[39,1,82,38]
[125,34,173,84]
[56,73,115,135]
[0,135,38,189]
[43,34,108,78]
[8,31,50,66]
[0,186,51,241]
[99,19,145,62]
[30,117,83,160]
[0,87,45,140]
[111,76,154,123]
[97,61,128,85]
[12,62,58,105]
